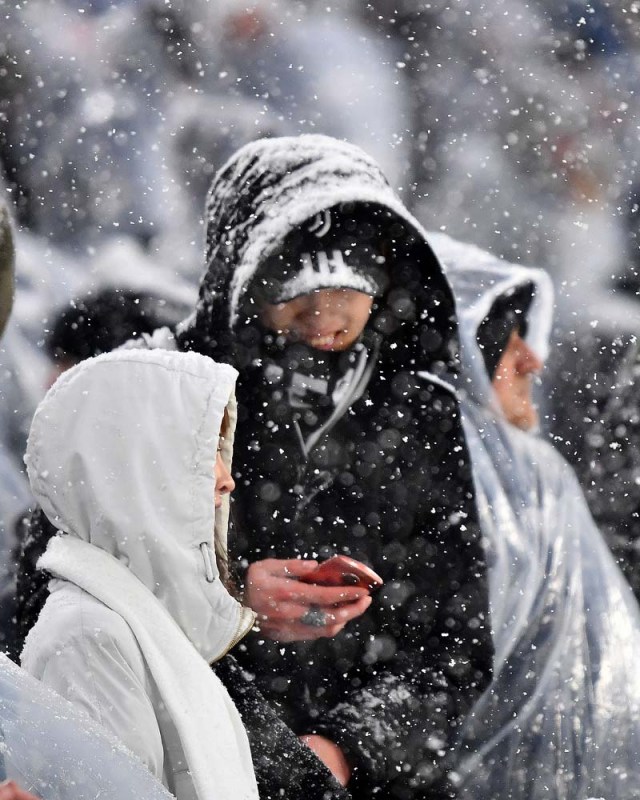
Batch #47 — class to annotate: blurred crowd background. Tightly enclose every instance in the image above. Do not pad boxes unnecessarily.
[2,0,640,600]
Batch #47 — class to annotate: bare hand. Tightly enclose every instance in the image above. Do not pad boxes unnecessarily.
[245,558,372,641]
[300,734,351,786]
[0,781,41,800]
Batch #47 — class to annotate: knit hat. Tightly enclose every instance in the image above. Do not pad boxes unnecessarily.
[476,282,535,378]
[254,206,389,304]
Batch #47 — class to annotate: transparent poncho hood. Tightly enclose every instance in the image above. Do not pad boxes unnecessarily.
[429,231,554,415]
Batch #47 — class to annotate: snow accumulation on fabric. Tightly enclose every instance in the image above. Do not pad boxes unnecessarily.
[202,135,433,327]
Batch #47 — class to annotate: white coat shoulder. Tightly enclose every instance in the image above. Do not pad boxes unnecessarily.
[22,582,164,778]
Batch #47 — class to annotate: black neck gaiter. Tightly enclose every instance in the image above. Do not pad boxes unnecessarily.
[252,325,380,457]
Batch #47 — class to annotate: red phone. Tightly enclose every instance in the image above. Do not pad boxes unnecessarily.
[300,555,383,591]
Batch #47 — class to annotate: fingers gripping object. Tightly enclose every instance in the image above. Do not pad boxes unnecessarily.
[300,605,328,628]
[299,555,383,591]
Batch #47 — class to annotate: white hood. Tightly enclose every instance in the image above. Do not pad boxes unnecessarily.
[25,348,243,664]
[429,231,554,414]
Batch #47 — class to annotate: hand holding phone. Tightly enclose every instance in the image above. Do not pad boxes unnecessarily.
[299,555,383,591]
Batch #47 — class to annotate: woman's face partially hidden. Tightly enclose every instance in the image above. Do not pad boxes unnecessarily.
[214,412,235,509]
[214,452,235,509]
[491,330,544,430]
[260,288,374,351]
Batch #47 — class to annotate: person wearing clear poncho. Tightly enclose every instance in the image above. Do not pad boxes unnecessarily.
[430,232,640,799]
[0,649,175,800]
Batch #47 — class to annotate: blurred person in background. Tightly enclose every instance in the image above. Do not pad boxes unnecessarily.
[1,0,412,278]
[43,286,191,386]
[581,338,640,600]
[576,198,640,601]
[546,180,640,576]
[0,203,41,800]
[432,231,640,800]
[0,201,23,645]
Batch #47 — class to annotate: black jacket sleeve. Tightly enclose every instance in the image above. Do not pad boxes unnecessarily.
[216,655,352,800]
[315,665,459,798]
[11,506,56,662]
[312,482,493,799]
[314,590,491,799]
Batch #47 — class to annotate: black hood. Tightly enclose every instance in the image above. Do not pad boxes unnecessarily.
[176,134,459,378]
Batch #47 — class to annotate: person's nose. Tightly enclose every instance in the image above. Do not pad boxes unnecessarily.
[518,341,544,374]
[307,291,331,315]
[217,463,236,497]
[301,294,339,327]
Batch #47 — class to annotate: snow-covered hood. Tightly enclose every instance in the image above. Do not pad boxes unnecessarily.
[430,232,554,413]
[25,349,245,663]
[178,134,459,378]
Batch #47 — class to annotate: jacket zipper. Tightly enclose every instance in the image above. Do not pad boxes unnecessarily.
[214,605,257,662]
[199,542,257,662]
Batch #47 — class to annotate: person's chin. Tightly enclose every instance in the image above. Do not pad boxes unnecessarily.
[518,409,539,432]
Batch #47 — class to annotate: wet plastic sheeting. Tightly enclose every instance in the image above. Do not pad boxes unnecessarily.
[456,401,640,800]
[0,654,172,800]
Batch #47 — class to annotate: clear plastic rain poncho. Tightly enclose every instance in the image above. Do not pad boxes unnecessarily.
[431,231,640,799]
[0,652,173,800]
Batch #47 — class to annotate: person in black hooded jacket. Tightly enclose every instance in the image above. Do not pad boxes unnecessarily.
[15,135,492,799]
[174,135,492,798]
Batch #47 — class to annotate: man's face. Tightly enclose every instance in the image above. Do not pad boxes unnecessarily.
[491,329,544,430]
[260,288,374,351]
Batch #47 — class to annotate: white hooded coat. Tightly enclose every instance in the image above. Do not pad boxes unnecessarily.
[21,349,258,800]
[433,234,640,799]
